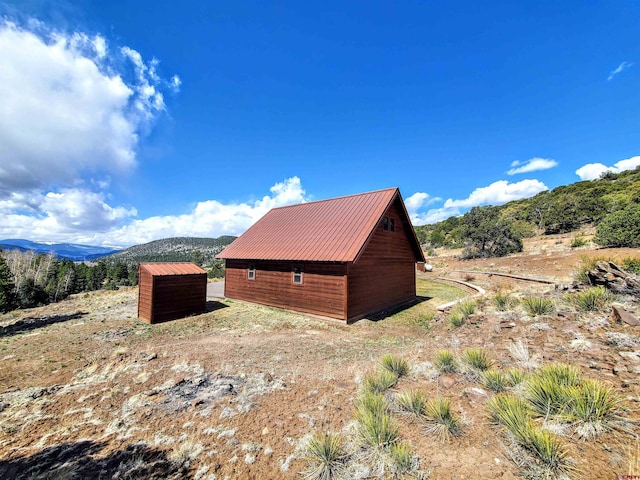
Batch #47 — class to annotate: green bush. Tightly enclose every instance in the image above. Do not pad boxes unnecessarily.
[380,354,409,379]
[361,370,398,394]
[486,393,532,443]
[565,286,615,312]
[481,369,508,392]
[433,349,458,373]
[425,397,462,440]
[448,310,465,328]
[396,389,427,417]
[564,379,623,439]
[461,348,493,372]
[493,292,518,311]
[595,203,640,247]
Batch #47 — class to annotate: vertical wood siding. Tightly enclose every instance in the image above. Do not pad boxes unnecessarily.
[347,199,417,319]
[224,260,347,319]
[138,271,207,323]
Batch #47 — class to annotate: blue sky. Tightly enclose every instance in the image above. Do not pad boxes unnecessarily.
[0,1,638,246]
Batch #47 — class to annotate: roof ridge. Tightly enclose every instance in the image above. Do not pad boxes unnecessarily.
[271,187,398,211]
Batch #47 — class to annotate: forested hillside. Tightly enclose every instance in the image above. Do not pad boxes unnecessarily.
[104,236,236,266]
[415,167,640,257]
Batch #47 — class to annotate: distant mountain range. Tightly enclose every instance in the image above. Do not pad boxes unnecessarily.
[104,236,236,266]
[0,236,238,264]
[0,239,121,261]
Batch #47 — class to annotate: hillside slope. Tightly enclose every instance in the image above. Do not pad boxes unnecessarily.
[103,236,236,266]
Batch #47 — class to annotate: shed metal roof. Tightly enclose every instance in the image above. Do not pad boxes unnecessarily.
[138,262,206,276]
[216,188,425,262]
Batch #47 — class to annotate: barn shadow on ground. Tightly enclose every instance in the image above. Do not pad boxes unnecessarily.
[354,295,432,323]
[205,300,229,313]
[0,440,184,480]
[0,312,86,338]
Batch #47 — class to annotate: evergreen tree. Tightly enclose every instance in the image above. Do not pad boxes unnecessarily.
[0,253,17,313]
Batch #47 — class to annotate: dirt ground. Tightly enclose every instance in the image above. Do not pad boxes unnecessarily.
[0,235,639,479]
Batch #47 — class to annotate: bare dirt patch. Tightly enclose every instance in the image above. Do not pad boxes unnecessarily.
[0,240,639,479]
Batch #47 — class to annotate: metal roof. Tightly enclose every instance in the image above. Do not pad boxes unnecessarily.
[138,262,207,276]
[217,188,425,262]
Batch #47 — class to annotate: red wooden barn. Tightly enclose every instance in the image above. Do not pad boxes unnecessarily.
[216,188,425,322]
[137,262,207,324]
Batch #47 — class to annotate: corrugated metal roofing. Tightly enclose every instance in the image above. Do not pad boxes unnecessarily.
[217,187,424,262]
[139,262,207,276]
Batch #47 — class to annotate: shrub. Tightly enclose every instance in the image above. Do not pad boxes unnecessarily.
[425,397,462,440]
[621,256,640,275]
[595,203,640,247]
[355,391,387,420]
[457,299,477,316]
[461,348,493,372]
[565,286,615,312]
[524,425,572,476]
[361,370,398,394]
[525,364,581,417]
[396,390,427,417]
[433,349,458,373]
[521,296,555,316]
[380,354,409,379]
[570,234,587,248]
[356,408,399,448]
[564,379,623,439]
[302,432,348,480]
[481,369,508,392]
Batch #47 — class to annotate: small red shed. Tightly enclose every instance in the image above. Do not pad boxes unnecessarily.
[216,188,426,322]
[137,262,207,324]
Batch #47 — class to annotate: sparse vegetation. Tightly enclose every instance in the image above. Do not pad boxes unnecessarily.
[361,369,399,394]
[355,402,399,448]
[481,369,508,392]
[505,368,527,387]
[387,441,415,476]
[564,379,623,439]
[521,296,555,317]
[447,299,477,328]
[448,310,465,328]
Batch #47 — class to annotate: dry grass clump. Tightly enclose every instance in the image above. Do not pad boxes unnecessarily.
[302,432,348,480]
[521,296,556,317]
[507,339,540,371]
[565,286,615,312]
[433,349,457,373]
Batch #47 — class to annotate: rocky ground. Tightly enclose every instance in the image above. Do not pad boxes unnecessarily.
[0,233,638,479]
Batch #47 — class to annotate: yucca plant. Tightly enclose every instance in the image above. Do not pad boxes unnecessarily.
[302,432,348,480]
[525,364,581,418]
[396,389,427,417]
[425,397,462,441]
[481,369,508,392]
[523,425,572,477]
[461,348,493,372]
[505,367,527,387]
[448,310,465,328]
[361,369,398,394]
[388,441,414,476]
[433,349,458,373]
[486,393,532,444]
[356,408,399,448]
[380,354,409,379]
[457,299,477,317]
[521,296,556,316]
[565,286,615,312]
[564,379,623,439]
[355,391,388,420]
[493,292,518,311]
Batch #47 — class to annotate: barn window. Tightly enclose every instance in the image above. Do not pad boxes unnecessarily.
[382,216,389,231]
[248,264,256,280]
[293,266,303,284]
[390,218,395,232]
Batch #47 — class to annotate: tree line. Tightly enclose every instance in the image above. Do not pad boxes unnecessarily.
[415,167,640,258]
[0,249,138,313]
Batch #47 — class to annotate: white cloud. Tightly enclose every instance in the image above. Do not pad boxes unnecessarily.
[410,179,548,225]
[0,20,176,196]
[0,177,306,246]
[607,61,632,81]
[575,155,640,180]
[405,192,442,224]
[507,157,558,175]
